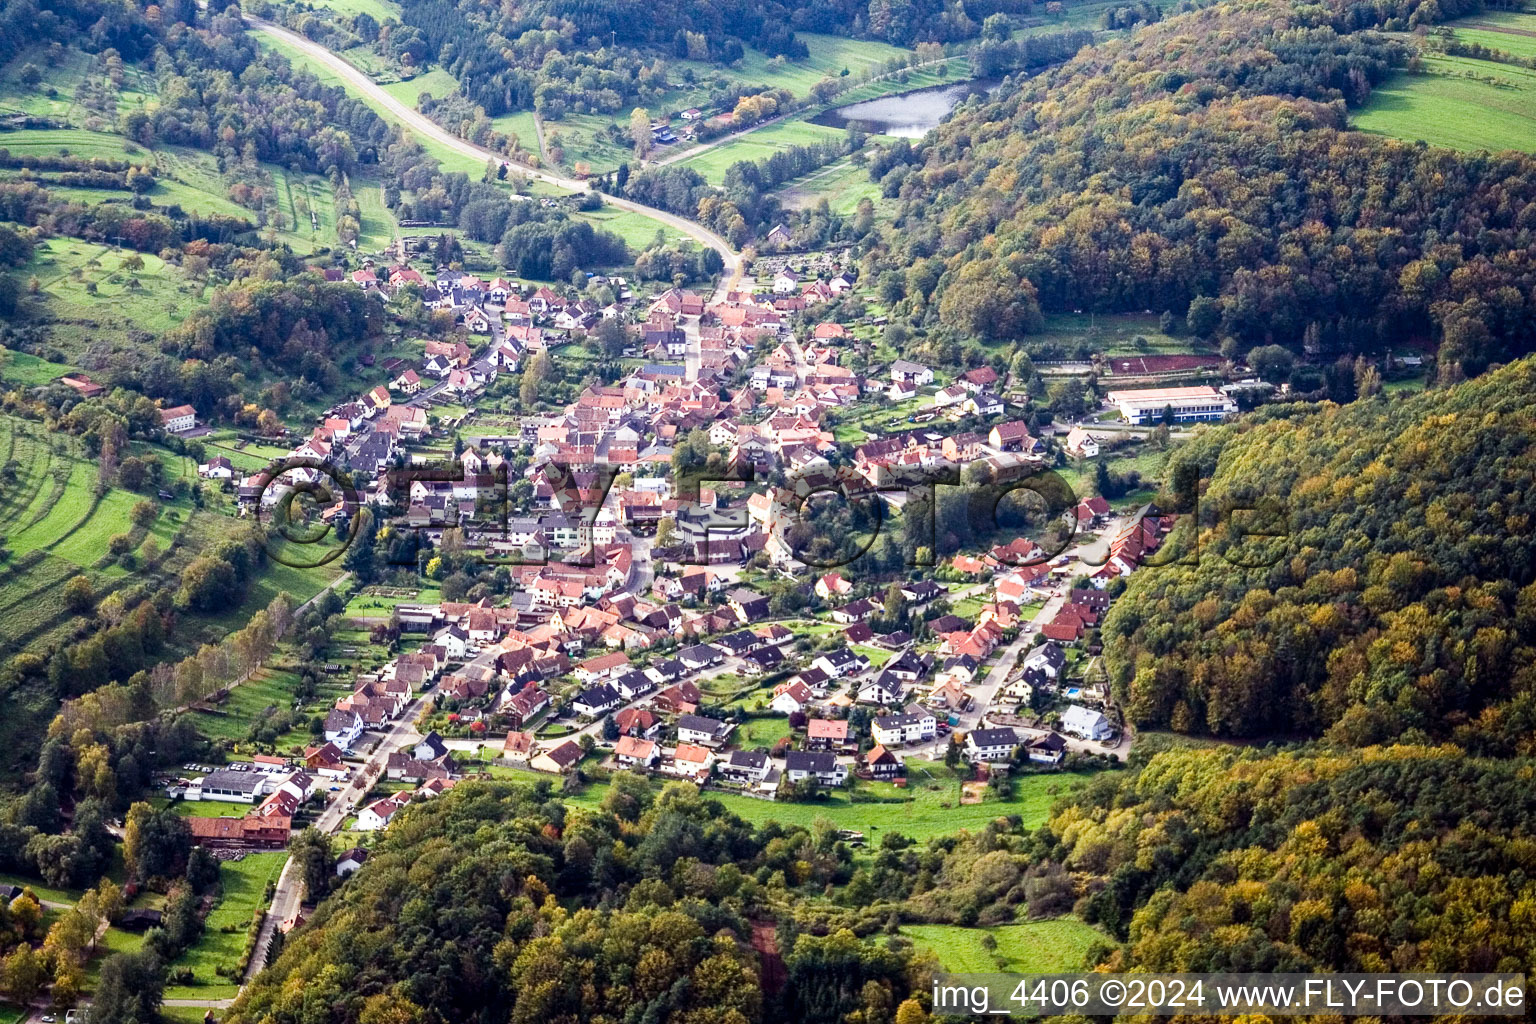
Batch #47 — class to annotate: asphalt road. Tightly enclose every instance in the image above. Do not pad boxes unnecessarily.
[238,693,429,990]
[244,15,741,312]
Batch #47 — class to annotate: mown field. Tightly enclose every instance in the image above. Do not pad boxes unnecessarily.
[900,919,1105,973]
[568,766,1099,844]
[1448,11,1536,60]
[706,33,922,99]
[1353,53,1536,153]
[680,118,848,183]
[776,156,885,215]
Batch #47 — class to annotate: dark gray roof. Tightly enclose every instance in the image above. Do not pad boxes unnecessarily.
[785,750,836,772]
[970,727,1018,747]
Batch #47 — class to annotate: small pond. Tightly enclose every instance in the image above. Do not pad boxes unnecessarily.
[809,78,1002,138]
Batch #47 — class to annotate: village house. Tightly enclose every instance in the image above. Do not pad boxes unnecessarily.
[805,717,850,751]
[614,735,660,768]
[530,739,585,774]
[720,749,772,785]
[1061,704,1113,741]
[784,750,847,787]
[965,727,1019,762]
[1026,732,1068,764]
[863,743,902,780]
[676,714,730,747]
[870,705,937,746]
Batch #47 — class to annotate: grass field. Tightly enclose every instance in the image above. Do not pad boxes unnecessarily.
[900,919,1105,973]
[382,67,462,106]
[680,118,848,183]
[295,0,402,20]
[0,412,208,657]
[1448,11,1536,60]
[572,205,682,250]
[777,156,885,215]
[0,348,77,386]
[1033,311,1204,357]
[491,109,541,153]
[568,766,1097,844]
[163,852,286,1001]
[718,34,921,99]
[1353,54,1536,153]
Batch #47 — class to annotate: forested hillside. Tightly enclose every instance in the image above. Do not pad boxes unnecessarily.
[1046,743,1536,975]
[227,780,932,1024]
[1103,356,1536,744]
[863,0,1536,372]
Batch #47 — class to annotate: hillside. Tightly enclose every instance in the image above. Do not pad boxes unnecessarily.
[862,0,1536,374]
[1103,356,1536,746]
[224,780,926,1024]
[1047,742,1536,975]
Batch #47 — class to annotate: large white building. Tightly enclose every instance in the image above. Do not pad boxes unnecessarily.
[1105,386,1237,425]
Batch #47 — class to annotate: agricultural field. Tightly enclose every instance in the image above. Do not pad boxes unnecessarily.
[568,766,1099,844]
[1353,54,1536,154]
[162,852,287,1001]
[1446,11,1536,61]
[900,919,1106,973]
[0,413,200,655]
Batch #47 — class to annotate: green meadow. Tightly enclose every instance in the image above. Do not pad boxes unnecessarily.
[567,766,1099,844]
[900,919,1105,973]
[680,118,848,183]
[1353,54,1536,154]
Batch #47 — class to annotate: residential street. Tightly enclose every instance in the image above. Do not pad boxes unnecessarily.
[239,693,429,988]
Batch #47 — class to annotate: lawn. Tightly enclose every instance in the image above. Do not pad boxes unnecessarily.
[0,872,83,906]
[153,796,260,818]
[1352,55,1536,154]
[163,852,287,1000]
[83,923,150,991]
[900,919,1105,973]
[568,766,1097,844]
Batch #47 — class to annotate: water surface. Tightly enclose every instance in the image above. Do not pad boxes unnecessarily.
[810,78,1002,138]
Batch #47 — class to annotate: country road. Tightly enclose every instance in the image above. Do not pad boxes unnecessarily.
[243,15,742,313]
